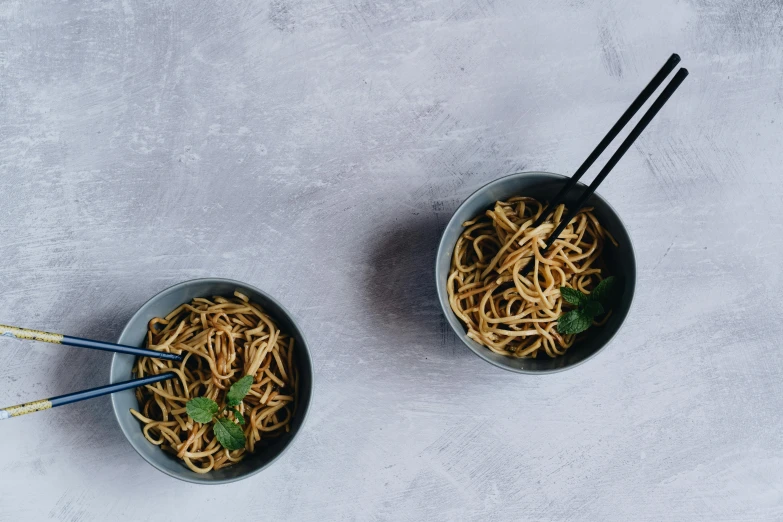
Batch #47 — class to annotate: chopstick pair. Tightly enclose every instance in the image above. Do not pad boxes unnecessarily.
[523,53,688,271]
[0,323,180,420]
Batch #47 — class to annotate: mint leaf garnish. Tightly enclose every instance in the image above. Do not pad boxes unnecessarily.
[226,375,254,407]
[184,377,253,450]
[582,300,604,318]
[230,407,245,425]
[557,309,594,335]
[558,277,621,335]
[214,417,246,450]
[590,276,620,307]
[185,397,219,423]
[560,286,586,306]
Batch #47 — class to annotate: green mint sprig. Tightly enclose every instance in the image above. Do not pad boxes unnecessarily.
[185,375,254,450]
[557,276,620,335]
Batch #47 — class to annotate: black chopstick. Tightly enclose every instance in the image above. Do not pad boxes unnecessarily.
[521,64,689,275]
[0,372,177,420]
[541,68,689,253]
[532,53,681,228]
[0,323,183,362]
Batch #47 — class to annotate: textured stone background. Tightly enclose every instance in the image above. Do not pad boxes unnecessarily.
[1,1,781,520]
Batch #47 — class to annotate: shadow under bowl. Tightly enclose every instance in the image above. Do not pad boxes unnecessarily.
[435,172,636,374]
[110,278,313,484]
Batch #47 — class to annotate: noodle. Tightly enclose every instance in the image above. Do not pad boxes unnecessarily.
[447,197,617,358]
[130,291,299,473]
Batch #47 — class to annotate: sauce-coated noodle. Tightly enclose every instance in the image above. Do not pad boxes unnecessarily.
[130,291,298,473]
[447,197,617,358]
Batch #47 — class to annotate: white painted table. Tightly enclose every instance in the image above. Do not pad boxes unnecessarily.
[1,1,781,520]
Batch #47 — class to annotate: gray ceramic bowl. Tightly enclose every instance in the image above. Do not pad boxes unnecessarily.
[110,278,313,484]
[436,172,636,374]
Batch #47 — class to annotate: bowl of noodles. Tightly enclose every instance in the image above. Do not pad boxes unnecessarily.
[436,172,636,373]
[110,278,313,483]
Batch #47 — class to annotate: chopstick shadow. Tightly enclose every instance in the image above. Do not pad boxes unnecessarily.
[45,306,137,449]
[361,213,462,358]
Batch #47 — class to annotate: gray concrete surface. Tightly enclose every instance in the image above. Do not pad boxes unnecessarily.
[1,1,781,520]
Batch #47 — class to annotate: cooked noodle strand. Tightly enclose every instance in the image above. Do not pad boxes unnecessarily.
[131,292,298,473]
[448,197,615,358]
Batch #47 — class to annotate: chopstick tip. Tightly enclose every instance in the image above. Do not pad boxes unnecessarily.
[674,68,689,81]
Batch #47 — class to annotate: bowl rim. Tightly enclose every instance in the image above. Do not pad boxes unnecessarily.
[435,171,637,374]
[110,277,314,484]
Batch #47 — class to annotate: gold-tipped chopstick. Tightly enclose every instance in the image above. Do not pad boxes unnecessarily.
[0,324,182,362]
[0,373,176,420]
